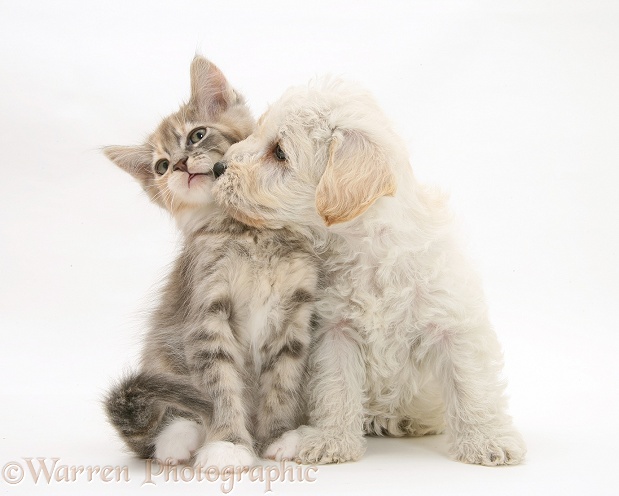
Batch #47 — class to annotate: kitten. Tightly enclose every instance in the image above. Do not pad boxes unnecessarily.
[103,56,320,469]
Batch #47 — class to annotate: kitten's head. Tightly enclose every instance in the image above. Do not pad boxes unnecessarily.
[104,56,254,229]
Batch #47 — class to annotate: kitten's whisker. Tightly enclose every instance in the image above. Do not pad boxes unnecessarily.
[151,189,167,203]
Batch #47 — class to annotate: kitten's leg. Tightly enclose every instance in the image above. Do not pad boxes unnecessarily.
[154,415,202,465]
[187,297,255,470]
[258,290,314,459]
[267,320,367,464]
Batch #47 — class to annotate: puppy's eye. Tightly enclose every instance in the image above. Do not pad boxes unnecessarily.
[274,143,286,161]
[188,127,208,144]
[155,159,169,175]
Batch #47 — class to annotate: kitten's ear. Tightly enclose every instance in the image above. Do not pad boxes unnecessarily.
[103,145,153,186]
[189,56,236,116]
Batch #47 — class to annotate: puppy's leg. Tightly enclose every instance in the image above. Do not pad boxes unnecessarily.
[429,320,526,466]
[287,321,367,464]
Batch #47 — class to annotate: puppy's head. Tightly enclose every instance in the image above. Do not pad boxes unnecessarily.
[212,79,398,230]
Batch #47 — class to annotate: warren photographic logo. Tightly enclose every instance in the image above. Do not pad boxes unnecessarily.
[2,457,318,493]
[2,458,129,484]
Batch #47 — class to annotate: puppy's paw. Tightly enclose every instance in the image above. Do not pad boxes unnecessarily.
[154,418,201,465]
[263,429,301,461]
[296,426,366,465]
[451,427,526,466]
[194,441,255,471]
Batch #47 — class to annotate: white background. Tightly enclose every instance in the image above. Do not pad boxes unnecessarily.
[1,1,618,494]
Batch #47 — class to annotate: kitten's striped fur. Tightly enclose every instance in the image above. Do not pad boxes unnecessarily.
[103,57,320,467]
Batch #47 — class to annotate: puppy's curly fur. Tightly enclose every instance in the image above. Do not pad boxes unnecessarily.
[213,78,526,466]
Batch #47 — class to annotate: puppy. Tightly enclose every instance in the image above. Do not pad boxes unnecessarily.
[212,78,526,466]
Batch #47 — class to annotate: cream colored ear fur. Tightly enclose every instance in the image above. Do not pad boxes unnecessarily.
[315,129,396,226]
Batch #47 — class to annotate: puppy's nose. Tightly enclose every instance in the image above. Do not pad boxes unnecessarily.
[213,161,228,179]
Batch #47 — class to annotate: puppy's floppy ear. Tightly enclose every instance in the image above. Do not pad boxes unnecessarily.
[315,129,397,226]
[189,55,236,116]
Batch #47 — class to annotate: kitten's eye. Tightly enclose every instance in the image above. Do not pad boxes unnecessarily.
[155,159,169,175]
[188,127,208,145]
[274,143,286,161]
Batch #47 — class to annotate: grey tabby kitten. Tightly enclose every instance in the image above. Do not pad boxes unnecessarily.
[103,56,320,469]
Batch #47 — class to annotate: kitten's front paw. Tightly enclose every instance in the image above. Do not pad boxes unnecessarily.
[263,429,301,461]
[451,427,526,466]
[194,441,255,471]
[296,426,366,465]
[154,419,201,465]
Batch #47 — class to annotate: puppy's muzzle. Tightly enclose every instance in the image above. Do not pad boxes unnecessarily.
[213,161,227,179]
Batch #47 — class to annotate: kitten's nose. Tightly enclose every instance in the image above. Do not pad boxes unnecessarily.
[213,161,228,179]
[173,157,188,173]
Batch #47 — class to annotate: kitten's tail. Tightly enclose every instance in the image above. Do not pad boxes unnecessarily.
[104,371,212,458]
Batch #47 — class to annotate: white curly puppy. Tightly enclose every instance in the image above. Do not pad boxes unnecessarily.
[212,79,526,466]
